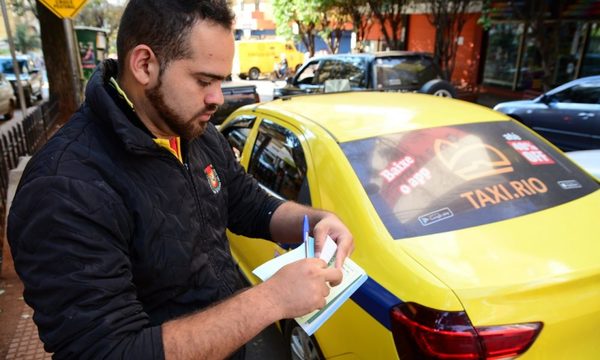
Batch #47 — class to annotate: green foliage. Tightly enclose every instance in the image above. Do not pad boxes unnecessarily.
[10,0,37,18]
[272,0,296,40]
[477,0,494,30]
[15,23,40,53]
[273,0,330,56]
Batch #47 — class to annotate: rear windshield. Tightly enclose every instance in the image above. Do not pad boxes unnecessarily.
[341,121,599,239]
[0,59,27,74]
[373,56,437,88]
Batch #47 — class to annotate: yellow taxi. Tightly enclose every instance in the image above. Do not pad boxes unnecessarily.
[219,92,600,360]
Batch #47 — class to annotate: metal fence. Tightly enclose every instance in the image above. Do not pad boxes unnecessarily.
[0,100,60,242]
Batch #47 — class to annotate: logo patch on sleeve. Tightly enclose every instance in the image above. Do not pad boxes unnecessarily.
[204,164,222,194]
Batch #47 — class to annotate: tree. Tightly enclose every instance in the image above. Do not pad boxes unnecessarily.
[424,0,475,81]
[15,23,41,53]
[367,0,407,50]
[36,1,79,123]
[330,0,373,52]
[10,0,38,18]
[273,0,329,57]
[509,0,567,91]
[320,3,346,54]
[10,0,42,55]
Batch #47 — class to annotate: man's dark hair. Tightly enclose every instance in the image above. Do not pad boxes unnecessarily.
[116,0,235,74]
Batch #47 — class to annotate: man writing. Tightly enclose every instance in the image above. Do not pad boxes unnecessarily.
[7,0,353,359]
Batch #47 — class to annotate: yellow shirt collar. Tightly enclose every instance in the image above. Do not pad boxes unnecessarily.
[109,77,183,163]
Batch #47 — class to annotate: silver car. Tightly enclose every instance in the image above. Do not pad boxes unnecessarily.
[494,75,600,151]
[0,72,16,120]
[0,55,44,107]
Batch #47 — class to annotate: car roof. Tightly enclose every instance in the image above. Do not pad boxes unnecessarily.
[0,55,29,59]
[565,75,600,86]
[254,92,511,143]
[308,51,432,61]
[0,56,30,62]
[543,75,600,96]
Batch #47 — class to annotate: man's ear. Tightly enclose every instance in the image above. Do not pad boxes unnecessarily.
[128,44,160,87]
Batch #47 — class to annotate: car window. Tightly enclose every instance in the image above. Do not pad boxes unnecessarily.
[341,121,599,239]
[220,115,256,159]
[552,82,600,104]
[315,59,340,85]
[296,61,319,85]
[374,56,437,88]
[314,58,366,88]
[338,58,367,88]
[248,119,310,204]
[1,59,28,75]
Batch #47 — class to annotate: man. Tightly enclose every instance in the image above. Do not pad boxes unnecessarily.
[276,53,288,79]
[7,0,353,359]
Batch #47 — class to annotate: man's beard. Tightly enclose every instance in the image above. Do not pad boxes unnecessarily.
[145,78,215,140]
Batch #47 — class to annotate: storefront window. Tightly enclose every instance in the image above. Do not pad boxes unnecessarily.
[483,23,523,88]
[581,22,600,77]
[518,22,586,90]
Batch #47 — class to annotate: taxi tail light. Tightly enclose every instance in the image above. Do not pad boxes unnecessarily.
[390,302,542,359]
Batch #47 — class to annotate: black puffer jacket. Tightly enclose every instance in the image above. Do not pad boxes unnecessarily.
[8,60,283,358]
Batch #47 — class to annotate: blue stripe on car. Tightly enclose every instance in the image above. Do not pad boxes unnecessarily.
[350,277,402,330]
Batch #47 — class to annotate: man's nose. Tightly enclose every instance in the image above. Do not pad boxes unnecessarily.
[206,82,224,107]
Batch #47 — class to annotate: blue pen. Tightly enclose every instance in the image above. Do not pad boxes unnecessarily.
[303,215,313,258]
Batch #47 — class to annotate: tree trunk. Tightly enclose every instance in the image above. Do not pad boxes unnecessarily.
[36,1,80,124]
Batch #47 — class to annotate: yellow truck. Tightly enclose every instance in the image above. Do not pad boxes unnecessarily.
[232,39,304,80]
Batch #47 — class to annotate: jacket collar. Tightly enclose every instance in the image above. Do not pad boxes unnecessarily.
[85,59,158,154]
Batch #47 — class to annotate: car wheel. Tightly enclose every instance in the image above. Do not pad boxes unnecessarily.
[284,321,323,360]
[3,99,15,120]
[249,67,260,80]
[420,79,456,98]
[24,87,33,107]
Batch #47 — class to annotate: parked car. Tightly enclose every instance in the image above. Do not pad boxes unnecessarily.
[211,81,260,125]
[0,55,44,107]
[220,92,600,360]
[566,149,600,180]
[0,72,16,120]
[274,51,456,99]
[493,75,600,151]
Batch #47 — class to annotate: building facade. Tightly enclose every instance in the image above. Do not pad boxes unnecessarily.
[233,0,600,96]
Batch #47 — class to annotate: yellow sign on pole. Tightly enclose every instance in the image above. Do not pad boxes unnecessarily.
[39,0,89,19]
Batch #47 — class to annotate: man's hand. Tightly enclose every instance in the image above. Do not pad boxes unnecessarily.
[312,213,354,271]
[270,202,355,286]
[265,258,343,319]
[162,257,342,360]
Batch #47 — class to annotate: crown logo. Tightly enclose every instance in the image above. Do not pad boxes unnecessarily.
[434,138,514,181]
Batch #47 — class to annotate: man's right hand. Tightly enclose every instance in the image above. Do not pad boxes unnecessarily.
[263,258,343,319]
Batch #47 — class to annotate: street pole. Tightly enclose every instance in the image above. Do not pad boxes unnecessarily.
[0,0,28,114]
[63,19,82,105]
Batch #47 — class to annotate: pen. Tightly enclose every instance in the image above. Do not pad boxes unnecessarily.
[303,214,311,258]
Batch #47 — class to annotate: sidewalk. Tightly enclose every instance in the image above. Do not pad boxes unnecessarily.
[0,156,50,359]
